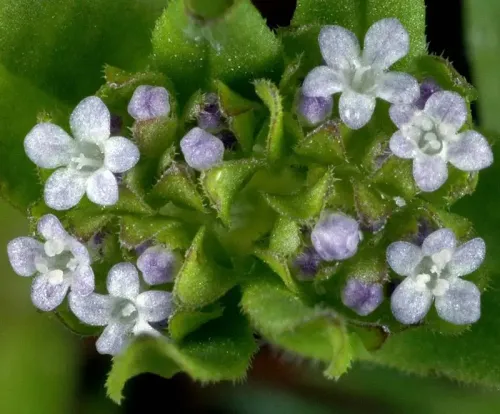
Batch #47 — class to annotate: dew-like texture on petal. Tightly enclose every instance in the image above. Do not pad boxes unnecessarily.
[180,127,225,171]
[391,277,433,324]
[128,85,171,121]
[302,66,344,98]
[424,91,467,131]
[319,25,360,70]
[67,238,91,265]
[413,155,448,192]
[86,169,119,206]
[136,290,173,322]
[31,275,70,311]
[435,279,480,324]
[448,238,486,277]
[339,91,376,129]
[386,241,422,276]
[297,93,333,126]
[96,322,132,356]
[377,72,419,104]
[133,319,162,337]
[37,214,68,241]
[389,104,418,128]
[44,168,87,210]
[107,262,140,300]
[70,96,111,144]
[71,265,95,296]
[69,292,111,326]
[24,123,76,169]
[103,137,140,173]
[448,131,493,172]
[389,131,416,159]
[137,246,177,285]
[422,228,457,256]
[7,237,43,277]
[311,213,360,261]
[362,18,410,70]
[342,279,384,316]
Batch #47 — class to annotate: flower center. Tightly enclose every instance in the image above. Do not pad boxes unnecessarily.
[112,299,139,324]
[35,238,80,285]
[69,141,104,174]
[414,248,453,296]
[346,65,378,95]
[404,114,447,156]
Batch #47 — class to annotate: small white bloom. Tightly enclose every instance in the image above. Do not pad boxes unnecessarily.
[7,214,94,311]
[389,91,493,192]
[387,228,485,325]
[24,96,140,210]
[69,262,173,356]
[180,127,224,171]
[128,85,171,121]
[302,18,419,129]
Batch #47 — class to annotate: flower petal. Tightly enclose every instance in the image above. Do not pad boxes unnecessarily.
[128,85,171,121]
[96,322,132,356]
[421,228,457,256]
[103,136,140,173]
[107,262,140,300]
[44,168,86,211]
[339,91,376,129]
[390,277,433,324]
[71,265,95,296]
[448,131,493,172]
[66,238,91,265]
[413,155,448,192]
[31,275,70,311]
[448,238,485,278]
[136,290,173,322]
[7,237,43,277]
[68,292,111,326]
[302,66,343,98]
[423,91,467,131]
[37,214,68,241]
[318,25,361,70]
[180,127,225,171]
[137,246,178,285]
[389,104,418,128]
[70,96,110,144]
[362,18,410,70]
[377,72,419,104]
[386,241,422,276]
[86,169,119,206]
[24,123,76,168]
[389,131,416,159]
[435,279,480,325]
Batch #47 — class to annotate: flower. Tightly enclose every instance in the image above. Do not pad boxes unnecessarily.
[302,18,419,129]
[137,245,179,285]
[180,127,225,171]
[342,279,384,316]
[414,78,442,110]
[197,93,223,131]
[7,214,94,311]
[296,91,333,126]
[69,262,173,356]
[389,91,493,192]
[24,96,140,210]
[311,212,361,261]
[128,85,171,121]
[387,228,485,325]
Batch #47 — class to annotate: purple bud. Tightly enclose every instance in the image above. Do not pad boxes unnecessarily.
[137,245,178,285]
[135,240,153,256]
[297,93,333,126]
[414,78,442,110]
[180,127,224,171]
[110,114,123,136]
[197,93,223,131]
[128,85,171,121]
[342,279,384,316]
[293,247,323,279]
[311,213,360,261]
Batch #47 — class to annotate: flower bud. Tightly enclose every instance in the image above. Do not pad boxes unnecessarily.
[414,78,441,110]
[128,85,171,121]
[297,92,333,126]
[180,127,225,171]
[342,279,384,316]
[217,130,238,150]
[293,247,323,279]
[137,245,179,285]
[197,93,223,131]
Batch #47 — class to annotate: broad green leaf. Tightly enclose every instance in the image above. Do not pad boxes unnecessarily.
[132,117,179,160]
[269,216,302,256]
[294,121,345,165]
[185,0,235,22]
[352,181,392,229]
[372,157,417,200]
[169,303,224,341]
[253,250,300,294]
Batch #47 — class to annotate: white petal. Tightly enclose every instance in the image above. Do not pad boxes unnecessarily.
[413,155,448,192]
[435,279,480,325]
[386,241,422,276]
[424,91,467,131]
[448,238,485,277]
[133,319,162,337]
[70,96,110,144]
[389,104,418,128]
[96,322,132,356]
[107,262,140,300]
[86,169,119,206]
[44,168,87,211]
[448,131,493,172]
[389,131,416,159]
[66,238,91,265]
[37,214,68,241]
[136,290,173,322]
[24,123,76,169]
[362,18,410,70]
[71,265,95,296]
[31,275,70,311]
[302,66,343,98]
[68,292,111,326]
[7,237,43,277]
[377,72,419,104]
[103,137,140,173]
[318,25,361,70]
[391,277,433,324]
[339,91,376,129]
[422,228,457,256]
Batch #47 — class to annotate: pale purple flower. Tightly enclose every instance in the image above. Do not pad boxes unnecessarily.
[137,245,178,285]
[128,85,171,121]
[180,127,224,171]
[342,279,384,316]
[297,92,333,126]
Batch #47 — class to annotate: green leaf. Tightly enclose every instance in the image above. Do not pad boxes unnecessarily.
[352,180,392,229]
[185,0,235,22]
[253,250,300,294]
[269,216,302,256]
[169,303,225,341]
[294,121,345,165]
[132,117,178,160]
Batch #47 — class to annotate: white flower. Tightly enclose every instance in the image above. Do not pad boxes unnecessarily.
[69,262,173,356]
[387,229,485,325]
[302,18,419,130]
[128,85,171,121]
[389,91,493,192]
[24,96,140,210]
[7,214,94,311]
[180,127,224,171]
